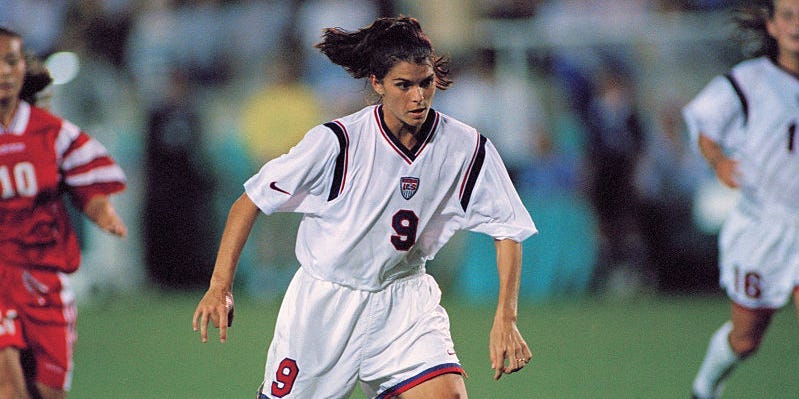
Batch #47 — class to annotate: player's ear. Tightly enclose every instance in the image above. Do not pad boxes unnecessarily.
[766,17,777,39]
[370,74,384,96]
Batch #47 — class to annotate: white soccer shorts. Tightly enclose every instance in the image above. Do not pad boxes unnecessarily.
[256,267,464,399]
[718,199,799,309]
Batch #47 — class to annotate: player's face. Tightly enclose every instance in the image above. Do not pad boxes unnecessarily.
[0,35,25,104]
[768,0,799,59]
[371,60,436,136]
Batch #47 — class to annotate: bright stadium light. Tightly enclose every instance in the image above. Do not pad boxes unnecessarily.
[45,51,80,85]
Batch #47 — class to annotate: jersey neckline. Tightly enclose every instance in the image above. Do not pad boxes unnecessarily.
[374,105,439,164]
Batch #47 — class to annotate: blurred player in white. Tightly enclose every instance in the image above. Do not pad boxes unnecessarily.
[193,16,537,399]
[683,1,799,398]
[0,27,127,399]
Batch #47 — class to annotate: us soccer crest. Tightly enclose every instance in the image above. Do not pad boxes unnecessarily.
[400,177,419,200]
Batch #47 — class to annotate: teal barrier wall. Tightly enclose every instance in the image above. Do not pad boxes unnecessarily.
[456,191,598,303]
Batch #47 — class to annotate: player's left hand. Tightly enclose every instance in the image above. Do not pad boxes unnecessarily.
[489,316,533,380]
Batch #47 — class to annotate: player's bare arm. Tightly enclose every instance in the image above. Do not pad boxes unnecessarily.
[193,193,260,343]
[698,133,739,188]
[490,238,532,381]
[83,194,128,238]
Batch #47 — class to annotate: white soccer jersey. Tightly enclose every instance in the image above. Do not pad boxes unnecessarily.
[245,105,537,290]
[683,57,799,213]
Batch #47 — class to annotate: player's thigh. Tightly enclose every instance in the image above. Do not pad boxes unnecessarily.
[398,373,467,399]
[0,347,28,398]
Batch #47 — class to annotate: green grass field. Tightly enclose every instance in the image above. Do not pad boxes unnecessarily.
[70,291,797,398]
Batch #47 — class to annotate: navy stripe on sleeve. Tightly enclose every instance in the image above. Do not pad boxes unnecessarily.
[460,135,487,211]
[724,73,748,125]
[323,121,348,201]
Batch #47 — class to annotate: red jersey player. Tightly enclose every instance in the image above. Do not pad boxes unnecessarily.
[0,27,127,399]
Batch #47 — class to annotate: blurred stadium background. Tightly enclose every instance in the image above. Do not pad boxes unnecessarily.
[2,0,795,398]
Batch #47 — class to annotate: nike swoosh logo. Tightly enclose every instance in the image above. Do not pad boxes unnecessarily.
[269,181,291,195]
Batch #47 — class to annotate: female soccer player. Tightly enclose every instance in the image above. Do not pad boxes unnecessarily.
[193,16,536,398]
[0,27,128,399]
[683,1,799,397]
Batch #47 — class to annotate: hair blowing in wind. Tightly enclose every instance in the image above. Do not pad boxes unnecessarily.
[314,16,452,90]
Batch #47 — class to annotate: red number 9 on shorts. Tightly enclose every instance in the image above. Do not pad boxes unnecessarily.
[271,358,299,397]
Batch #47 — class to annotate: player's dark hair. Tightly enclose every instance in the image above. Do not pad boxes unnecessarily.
[315,16,452,91]
[0,26,22,40]
[733,0,777,59]
[21,53,53,104]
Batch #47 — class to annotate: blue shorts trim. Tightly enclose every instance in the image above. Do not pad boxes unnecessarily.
[376,363,465,399]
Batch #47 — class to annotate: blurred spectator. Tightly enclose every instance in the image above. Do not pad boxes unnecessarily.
[457,75,597,303]
[239,57,321,169]
[65,0,135,69]
[583,63,648,295]
[477,0,540,19]
[236,48,324,299]
[435,49,501,151]
[224,0,293,79]
[515,132,597,301]
[516,76,596,300]
[635,99,717,291]
[54,10,136,134]
[439,49,546,175]
[636,100,704,222]
[173,0,231,85]
[0,0,69,55]
[126,0,233,104]
[144,69,217,289]
[125,0,181,104]
[520,126,582,197]
[394,0,479,55]
[492,60,546,180]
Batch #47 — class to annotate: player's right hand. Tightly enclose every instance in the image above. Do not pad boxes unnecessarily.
[192,288,234,343]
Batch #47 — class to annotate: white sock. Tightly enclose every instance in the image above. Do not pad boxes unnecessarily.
[692,321,740,399]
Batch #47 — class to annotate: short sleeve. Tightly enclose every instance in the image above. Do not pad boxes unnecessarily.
[59,121,126,209]
[244,125,339,215]
[462,139,537,242]
[682,74,746,153]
